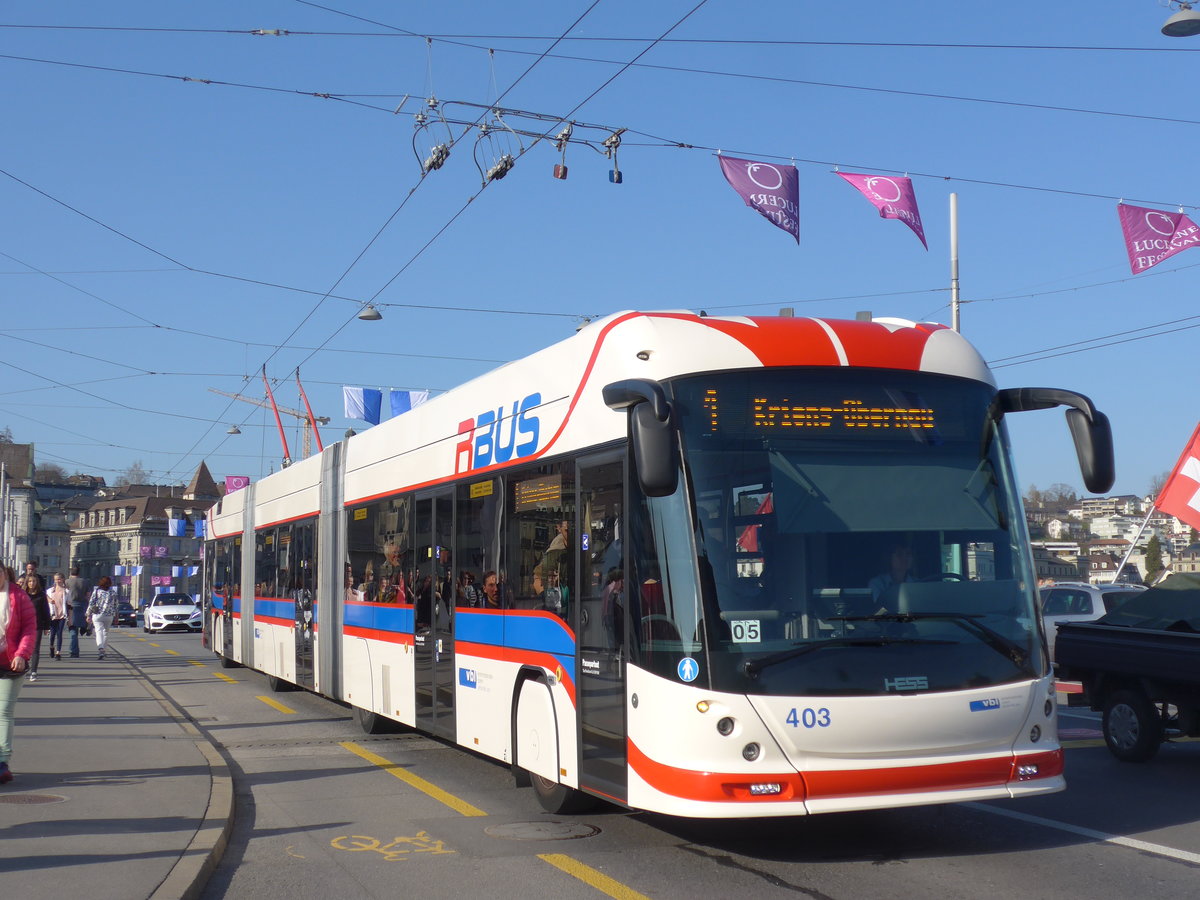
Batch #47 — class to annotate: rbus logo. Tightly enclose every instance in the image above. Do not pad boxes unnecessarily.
[455,392,541,473]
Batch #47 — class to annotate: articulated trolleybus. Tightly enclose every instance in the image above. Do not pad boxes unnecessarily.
[205,311,1113,818]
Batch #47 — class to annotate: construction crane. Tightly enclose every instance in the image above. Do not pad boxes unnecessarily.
[209,387,330,459]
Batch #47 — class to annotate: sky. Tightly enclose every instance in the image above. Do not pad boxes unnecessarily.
[1,0,1197,499]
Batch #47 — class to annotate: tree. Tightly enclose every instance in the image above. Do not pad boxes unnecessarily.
[34,462,67,483]
[1044,483,1079,507]
[0,426,12,443]
[1143,534,1164,583]
[1148,471,1171,500]
[1024,485,1043,508]
[115,460,149,487]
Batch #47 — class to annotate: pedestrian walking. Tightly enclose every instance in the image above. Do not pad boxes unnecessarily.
[86,576,119,660]
[0,564,37,785]
[46,573,67,661]
[16,562,49,683]
[65,566,88,657]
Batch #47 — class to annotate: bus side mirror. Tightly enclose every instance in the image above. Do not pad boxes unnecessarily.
[997,387,1115,494]
[603,379,679,497]
[1066,408,1114,495]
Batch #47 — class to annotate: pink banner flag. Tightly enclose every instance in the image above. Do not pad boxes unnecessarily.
[836,173,927,248]
[1118,203,1200,274]
[718,156,799,243]
[226,475,250,493]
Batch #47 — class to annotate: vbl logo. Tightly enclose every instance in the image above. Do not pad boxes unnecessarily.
[455,392,541,473]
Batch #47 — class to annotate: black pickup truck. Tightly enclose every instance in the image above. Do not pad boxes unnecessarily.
[1054,573,1200,762]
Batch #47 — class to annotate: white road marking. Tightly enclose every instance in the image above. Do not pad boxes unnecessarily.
[966,802,1200,866]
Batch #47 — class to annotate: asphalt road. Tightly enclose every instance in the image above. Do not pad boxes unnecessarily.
[115,631,1200,900]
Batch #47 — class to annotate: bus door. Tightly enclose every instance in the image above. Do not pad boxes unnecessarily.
[293,522,316,690]
[576,452,628,802]
[414,489,455,739]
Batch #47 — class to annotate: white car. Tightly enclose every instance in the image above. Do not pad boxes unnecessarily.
[143,592,202,634]
[1040,581,1146,661]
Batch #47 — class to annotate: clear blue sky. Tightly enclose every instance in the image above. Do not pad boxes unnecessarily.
[2,1,1196,498]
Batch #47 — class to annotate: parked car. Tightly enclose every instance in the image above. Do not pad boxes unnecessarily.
[1040,581,1146,660]
[115,601,138,628]
[144,592,202,634]
[1055,574,1200,761]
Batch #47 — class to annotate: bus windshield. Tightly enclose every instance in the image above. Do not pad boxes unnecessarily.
[670,368,1042,697]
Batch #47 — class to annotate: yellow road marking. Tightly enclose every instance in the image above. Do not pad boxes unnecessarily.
[164,649,180,656]
[213,672,237,683]
[339,741,487,818]
[149,642,161,647]
[538,853,652,900]
[257,695,296,714]
[188,660,206,667]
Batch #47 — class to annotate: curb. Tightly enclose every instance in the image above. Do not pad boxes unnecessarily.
[116,648,235,900]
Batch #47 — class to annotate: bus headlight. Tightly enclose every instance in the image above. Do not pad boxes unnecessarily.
[742,742,761,761]
[1029,725,1042,743]
[716,717,735,736]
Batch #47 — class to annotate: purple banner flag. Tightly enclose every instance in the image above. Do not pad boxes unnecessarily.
[1118,203,1200,274]
[837,173,927,249]
[140,545,152,558]
[225,475,250,493]
[718,156,799,243]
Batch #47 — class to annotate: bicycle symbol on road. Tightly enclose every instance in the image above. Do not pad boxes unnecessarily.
[330,831,456,862]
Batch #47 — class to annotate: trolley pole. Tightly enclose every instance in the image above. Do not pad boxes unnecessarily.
[950,192,961,333]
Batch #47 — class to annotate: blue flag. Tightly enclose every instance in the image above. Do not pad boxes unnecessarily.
[390,389,430,418]
[343,386,383,425]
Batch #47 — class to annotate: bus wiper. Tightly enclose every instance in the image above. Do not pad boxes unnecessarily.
[742,636,951,679]
[829,613,1029,668]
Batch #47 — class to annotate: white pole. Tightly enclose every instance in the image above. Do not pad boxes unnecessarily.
[950,192,961,332]
[1113,506,1156,583]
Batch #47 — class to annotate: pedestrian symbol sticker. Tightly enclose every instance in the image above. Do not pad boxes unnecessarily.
[677,657,699,683]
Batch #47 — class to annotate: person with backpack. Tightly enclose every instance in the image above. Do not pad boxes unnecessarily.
[85,576,119,660]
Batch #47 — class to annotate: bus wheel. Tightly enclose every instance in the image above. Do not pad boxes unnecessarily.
[1103,689,1162,762]
[267,675,292,693]
[218,651,237,669]
[353,706,398,735]
[529,772,596,815]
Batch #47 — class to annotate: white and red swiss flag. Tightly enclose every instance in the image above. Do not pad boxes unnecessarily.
[1155,423,1200,532]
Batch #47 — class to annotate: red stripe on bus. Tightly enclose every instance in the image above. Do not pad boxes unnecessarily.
[456,640,576,706]
[628,742,1062,805]
[343,624,415,646]
[255,511,319,530]
[254,614,293,629]
[627,739,806,803]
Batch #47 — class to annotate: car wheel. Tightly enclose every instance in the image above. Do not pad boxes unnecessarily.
[1103,688,1162,762]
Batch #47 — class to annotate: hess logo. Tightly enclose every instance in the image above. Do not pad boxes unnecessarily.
[456,392,541,473]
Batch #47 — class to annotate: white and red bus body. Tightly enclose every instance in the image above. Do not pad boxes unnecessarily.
[205,311,1113,817]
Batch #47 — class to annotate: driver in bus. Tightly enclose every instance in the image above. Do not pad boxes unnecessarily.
[868,542,915,611]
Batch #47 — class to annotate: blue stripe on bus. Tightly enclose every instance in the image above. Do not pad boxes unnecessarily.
[212,595,242,614]
[254,598,293,620]
[344,602,414,634]
[456,610,576,656]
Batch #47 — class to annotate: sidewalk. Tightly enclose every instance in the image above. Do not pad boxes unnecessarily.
[0,633,232,900]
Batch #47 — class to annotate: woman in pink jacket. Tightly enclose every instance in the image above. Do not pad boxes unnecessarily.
[0,564,37,785]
